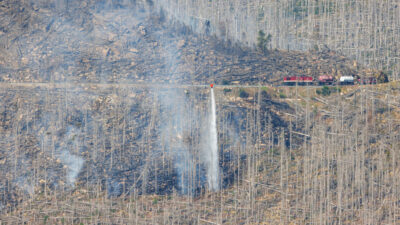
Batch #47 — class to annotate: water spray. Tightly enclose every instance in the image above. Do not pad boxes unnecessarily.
[207,84,219,191]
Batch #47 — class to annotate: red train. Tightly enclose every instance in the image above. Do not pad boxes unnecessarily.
[283,75,378,86]
[283,76,314,85]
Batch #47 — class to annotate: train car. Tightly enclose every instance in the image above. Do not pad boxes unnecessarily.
[283,76,313,86]
[339,76,354,85]
[358,77,377,85]
[318,75,335,85]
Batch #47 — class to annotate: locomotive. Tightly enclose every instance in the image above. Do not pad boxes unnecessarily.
[318,75,335,85]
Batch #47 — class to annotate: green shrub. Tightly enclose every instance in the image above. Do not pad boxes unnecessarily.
[223,88,232,93]
[376,107,387,114]
[316,86,341,96]
[152,198,158,205]
[279,93,286,98]
[378,71,389,83]
[44,215,49,224]
[321,86,331,96]
[239,89,249,98]
[222,79,230,85]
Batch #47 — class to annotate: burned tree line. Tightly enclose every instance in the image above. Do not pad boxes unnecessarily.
[159,0,400,80]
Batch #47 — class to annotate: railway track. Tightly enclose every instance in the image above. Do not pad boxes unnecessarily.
[0,82,364,89]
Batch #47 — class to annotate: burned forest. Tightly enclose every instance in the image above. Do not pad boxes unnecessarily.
[1,0,400,224]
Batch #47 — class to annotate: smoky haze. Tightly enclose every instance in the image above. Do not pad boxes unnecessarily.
[0,1,239,208]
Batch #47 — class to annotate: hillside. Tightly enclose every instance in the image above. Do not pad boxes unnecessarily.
[1,1,400,224]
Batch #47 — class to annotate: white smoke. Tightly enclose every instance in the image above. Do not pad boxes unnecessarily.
[157,89,194,194]
[15,176,34,196]
[60,150,84,185]
[58,126,84,186]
